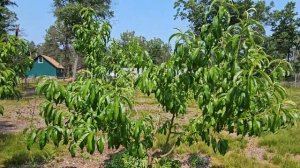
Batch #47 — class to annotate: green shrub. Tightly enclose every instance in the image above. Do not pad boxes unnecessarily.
[188,154,210,168]
[105,151,148,168]
[157,158,181,168]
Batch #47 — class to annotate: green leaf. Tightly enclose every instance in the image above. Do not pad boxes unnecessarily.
[27,131,37,150]
[138,143,145,157]
[97,137,105,154]
[257,70,272,84]
[114,97,120,121]
[87,132,95,154]
[69,144,77,157]
[39,130,47,150]
[0,105,3,115]
[63,129,69,145]
[218,139,228,155]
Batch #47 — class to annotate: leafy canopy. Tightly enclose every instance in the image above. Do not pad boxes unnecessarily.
[27,8,154,159]
[28,0,298,165]
[53,0,113,39]
[114,31,171,65]
[139,0,298,155]
[267,1,300,61]
[0,35,32,115]
[0,0,17,34]
[174,0,273,33]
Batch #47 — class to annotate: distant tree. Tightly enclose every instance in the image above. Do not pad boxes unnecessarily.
[52,0,113,49]
[174,0,273,33]
[146,38,171,64]
[41,25,63,58]
[48,0,114,78]
[268,1,300,62]
[27,41,43,58]
[0,0,17,34]
[116,31,171,65]
[53,0,113,39]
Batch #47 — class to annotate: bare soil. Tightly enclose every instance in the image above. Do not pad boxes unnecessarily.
[0,97,44,133]
[245,138,266,162]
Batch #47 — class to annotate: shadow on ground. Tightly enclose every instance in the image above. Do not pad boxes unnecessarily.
[0,121,17,133]
[0,133,55,168]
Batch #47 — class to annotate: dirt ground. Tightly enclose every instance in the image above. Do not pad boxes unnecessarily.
[0,97,122,168]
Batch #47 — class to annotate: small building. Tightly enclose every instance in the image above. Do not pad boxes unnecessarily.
[26,55,64,78]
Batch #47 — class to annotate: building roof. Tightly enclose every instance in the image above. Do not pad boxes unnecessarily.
[37,55,64,69]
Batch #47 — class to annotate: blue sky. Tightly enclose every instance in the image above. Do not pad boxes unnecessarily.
[13,0,189,44]
[12,0,299,44]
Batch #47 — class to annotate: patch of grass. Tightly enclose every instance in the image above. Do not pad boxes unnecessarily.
[257,87,300,157]
[263,153,268,160]
[213,152,271,168]
[0,96,43,111]
[174,141,213,156]
[259,125,300,155]
[253,86,300,167]
[0,133,63,167]
[271,154,300,168]
[225,135,248,151]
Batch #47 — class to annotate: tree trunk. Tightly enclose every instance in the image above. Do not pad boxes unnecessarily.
[165,113,176,145]
[72,51,79,81]
[295,73,297,87]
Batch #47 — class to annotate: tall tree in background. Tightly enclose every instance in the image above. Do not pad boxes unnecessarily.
[268,1,300,62]
[41,25,64,58]
[116,31,171,65]
[146,38,171,64]
[39,24,70,71]
[27,41,40,57]
[174,0,273,33]
[46,0,114,78]
[0,0,17,34]
[53,0,113,39]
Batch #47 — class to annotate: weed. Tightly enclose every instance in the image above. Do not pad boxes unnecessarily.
[104,151,148,168]
[188,154,210,168]
[157,157,181,168]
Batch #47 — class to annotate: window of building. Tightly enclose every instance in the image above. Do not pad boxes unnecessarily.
[38,57,43,63]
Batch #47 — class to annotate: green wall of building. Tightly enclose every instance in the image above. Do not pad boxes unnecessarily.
[26,58,57,77]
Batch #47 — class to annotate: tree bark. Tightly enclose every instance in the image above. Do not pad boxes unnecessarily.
[165,113,176,145]
[72,50,79,81]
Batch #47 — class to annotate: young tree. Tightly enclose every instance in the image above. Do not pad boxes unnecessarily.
[0,1,32,115]
[139,0,298,164]
[27,8,153,162]
[28,1,298,167]
[0,35,32,115]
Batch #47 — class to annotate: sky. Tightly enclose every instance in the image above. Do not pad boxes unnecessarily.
[11,0,300,45]
[12,0,189,44]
